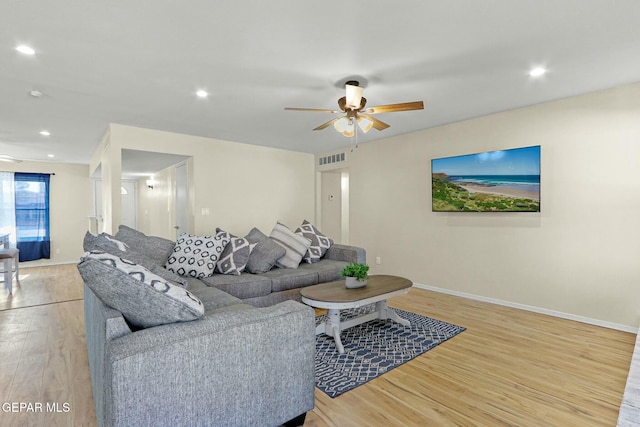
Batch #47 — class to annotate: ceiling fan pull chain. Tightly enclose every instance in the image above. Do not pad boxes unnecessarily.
[351,117,359,152]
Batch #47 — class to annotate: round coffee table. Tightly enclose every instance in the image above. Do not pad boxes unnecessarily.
[300,275,412,353]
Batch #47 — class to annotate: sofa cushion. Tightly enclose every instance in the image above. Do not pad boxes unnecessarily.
[269,222,311,269]
[214,228,256,276]
[114,225,175,266]
[244,228,286,274]
[298,259,348,283]
[183,276,208,291]
[78,251,205,328]
[200,272,272,300]
[295,220,333,263]
[84,231,188,287]
[166,232,231,279]
[188,285,243,312]
[206,303,255,315]
[259,267,318,293]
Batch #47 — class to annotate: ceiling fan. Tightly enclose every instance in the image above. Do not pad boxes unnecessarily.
[284,80,424,137]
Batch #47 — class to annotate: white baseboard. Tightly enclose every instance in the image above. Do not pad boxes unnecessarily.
[412,283,637,334]
[20,260,78,269]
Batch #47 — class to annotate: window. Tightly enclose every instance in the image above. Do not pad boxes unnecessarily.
[0,172,16,246]
[0,173,51,261]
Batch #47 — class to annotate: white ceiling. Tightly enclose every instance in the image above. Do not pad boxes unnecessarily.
[120,149,189,180]
[2,1,640,167]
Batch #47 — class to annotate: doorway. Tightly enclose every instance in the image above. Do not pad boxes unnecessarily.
[320,170,349,244]
[120,181,137,229]
[93,179,137,231]
[174,162,189,239]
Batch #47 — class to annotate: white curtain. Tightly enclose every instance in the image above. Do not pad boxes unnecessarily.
[0,171,16,246]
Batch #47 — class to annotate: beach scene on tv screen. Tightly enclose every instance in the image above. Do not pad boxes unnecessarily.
[431,146,540,212]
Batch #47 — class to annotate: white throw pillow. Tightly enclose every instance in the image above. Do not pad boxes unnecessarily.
[165,231,231,278]
[270,221,311,269]
[79,251,204,328]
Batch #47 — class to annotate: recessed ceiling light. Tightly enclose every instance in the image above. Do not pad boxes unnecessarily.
[529,67,547,78]
[40,130,50,136]
[196,90,208,98]
[15,45,35,55]
[47,154,55,158]
[29,90,43,98]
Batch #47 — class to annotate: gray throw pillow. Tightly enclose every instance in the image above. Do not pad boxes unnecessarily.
[295,220,333,263]
[165,232,231,278]
[244,227,286,274]
[270,221,311,269]
[83,231,187,287]
[214,228,256,275]
[78,251,204,328]
[114,225,175,266]
[82,231,97,251]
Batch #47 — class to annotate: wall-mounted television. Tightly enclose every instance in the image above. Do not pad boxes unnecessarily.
[431,145,540,212]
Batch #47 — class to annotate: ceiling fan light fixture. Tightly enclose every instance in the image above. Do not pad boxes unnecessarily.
[357,116,373,133]
[334,116,350,132]
[345,84,363,109]
[334,117,355,137]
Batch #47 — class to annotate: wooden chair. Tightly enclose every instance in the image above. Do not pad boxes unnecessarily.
[0,248,19,294]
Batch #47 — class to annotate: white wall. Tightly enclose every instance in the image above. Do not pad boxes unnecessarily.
[348,82,640,329]
[136,164,176,239]
[95,124,316,238]
[1,161,92,266]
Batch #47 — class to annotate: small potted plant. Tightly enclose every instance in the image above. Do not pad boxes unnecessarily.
[340,263,369,289]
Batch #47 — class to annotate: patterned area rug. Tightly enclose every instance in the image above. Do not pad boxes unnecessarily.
[315,305,465,398]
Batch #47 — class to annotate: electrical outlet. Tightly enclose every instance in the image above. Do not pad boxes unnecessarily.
[375,256,381,265]
[201,208,210,216]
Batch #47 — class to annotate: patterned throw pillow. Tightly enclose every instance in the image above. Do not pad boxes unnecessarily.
[165,231,231,278]
[214,228,256,275]
[270,221,312,269]
[78,251,204,328]
[295,220,333,263]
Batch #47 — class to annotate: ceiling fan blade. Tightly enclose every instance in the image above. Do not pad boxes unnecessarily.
[361,114,390,131]
[365,101,424,114]
[284,107,340,113]
[313,116,342,131]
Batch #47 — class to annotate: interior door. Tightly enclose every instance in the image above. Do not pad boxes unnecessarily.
[174,162,189,238]
[120,180,137,229]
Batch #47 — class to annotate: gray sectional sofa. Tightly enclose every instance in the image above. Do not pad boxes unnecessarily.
[79,225,366,427]
[198,243,366,307]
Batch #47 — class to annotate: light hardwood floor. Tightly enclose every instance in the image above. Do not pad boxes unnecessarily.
[0,265,635,426]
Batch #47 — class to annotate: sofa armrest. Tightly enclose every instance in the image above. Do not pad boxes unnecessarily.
[324,243,366,264]
[105,301,316,427]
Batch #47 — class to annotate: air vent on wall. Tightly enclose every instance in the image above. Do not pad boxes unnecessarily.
[318,151,346,166]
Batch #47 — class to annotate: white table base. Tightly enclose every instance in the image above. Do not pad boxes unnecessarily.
[315,299,410,354]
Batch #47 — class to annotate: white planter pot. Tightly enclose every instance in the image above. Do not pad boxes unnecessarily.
[345,277,367,289]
